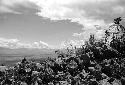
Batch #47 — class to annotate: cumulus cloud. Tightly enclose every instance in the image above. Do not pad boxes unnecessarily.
[60,40,85,48]
[2,0,124,26]
[1,0,125,48]
[0,6,20,14]
[0,37,50,49]
[28,0,125,26]
[28,0,125,46]
[73,28,105,40]
[0,0,35,14]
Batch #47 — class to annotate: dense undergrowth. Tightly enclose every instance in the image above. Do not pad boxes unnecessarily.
[0,17,125,85]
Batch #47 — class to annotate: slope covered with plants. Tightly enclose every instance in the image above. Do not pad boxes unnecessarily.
[0,17,125,85]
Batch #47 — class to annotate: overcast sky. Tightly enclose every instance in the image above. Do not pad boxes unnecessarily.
[0,0,125,48]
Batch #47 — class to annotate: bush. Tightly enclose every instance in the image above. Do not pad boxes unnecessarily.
[0,17,125,85]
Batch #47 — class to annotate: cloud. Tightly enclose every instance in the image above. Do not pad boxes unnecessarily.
[28,0,125,26]
[0,0,36,14]
[1,0,125,31]
[73,28,105,40]
[0,0,125,48]
[60,40,85,48]
[0,37,51,49]
[0,5,21,14]
[28,0,125,45]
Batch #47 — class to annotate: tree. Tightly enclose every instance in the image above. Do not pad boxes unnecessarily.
[105,17,125,57]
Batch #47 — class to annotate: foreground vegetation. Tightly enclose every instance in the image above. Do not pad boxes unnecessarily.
[0,17,125,85]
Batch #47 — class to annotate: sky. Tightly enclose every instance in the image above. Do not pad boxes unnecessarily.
[0,0,125,49]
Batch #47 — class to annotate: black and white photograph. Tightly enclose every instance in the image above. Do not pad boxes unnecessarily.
[0,0,125,85]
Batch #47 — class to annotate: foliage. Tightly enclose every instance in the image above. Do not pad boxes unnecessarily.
[0,17,125,85]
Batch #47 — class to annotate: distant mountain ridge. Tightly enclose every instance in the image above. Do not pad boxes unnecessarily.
[0,47,56,56]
